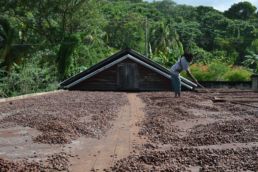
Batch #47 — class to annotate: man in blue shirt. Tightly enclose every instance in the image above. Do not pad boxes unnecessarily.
[170,53,199,97]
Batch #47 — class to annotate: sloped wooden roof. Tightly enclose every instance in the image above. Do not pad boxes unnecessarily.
[60,48,196,90]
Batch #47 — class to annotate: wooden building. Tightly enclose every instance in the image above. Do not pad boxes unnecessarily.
[60,49,196,91]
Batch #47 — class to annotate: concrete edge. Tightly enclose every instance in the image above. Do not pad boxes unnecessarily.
[0,90,65,103]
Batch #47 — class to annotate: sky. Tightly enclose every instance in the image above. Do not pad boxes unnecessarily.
[145,0,258,12]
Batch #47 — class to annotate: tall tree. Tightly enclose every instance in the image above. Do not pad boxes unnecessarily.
[224,1,257,20]
[104,12,146,52]
[5,0,106,79]
[0,17,29,72]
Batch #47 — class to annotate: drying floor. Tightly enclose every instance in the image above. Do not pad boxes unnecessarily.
[0,89,257,171]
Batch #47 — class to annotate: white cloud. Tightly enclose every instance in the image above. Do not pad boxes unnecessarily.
[145,0,258,11]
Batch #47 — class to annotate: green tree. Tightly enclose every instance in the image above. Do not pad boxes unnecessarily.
[0,57,57,97]
[249,39,258,54]
[0,17,29,72]
[243,51,258,73]
[149,22,171,53]
[6,0,107,77]
[198,11,229,51]
[56,35,79,80]
[149,21,183,66]
[224,1,257,20]
[153,0,176,17]
[173,21,201,50]
[105,12,145,52]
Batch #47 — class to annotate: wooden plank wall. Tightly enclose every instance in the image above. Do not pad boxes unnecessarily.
[70,59,172,91]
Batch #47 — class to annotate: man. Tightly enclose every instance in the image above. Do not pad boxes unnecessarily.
[170,52,200,97]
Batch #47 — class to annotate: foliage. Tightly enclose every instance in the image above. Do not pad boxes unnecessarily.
[224,1,257,20]
[249,39,258,54]
[0,58,57,98]
[104,12,146,52]
[243,51,258,73]
[56,35,79,80]
[223,67,252,81]
[0,17,29,71]
[188,62,229,81]
[187,62,251,81]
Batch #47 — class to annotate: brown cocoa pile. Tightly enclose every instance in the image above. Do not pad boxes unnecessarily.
[0,91,128,144]
[0,91,128,171]
[181,119,258,146]
[0,152,69,172]
[111,147,258,171]
[138,92,258,145]
[111,91,258,171]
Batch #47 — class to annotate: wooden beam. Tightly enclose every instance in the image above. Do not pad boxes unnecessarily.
[230,101,258,108]
[196,89,254,93]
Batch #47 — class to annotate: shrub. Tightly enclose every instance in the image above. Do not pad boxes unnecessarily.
[208,62,230,80]
[223,67,252,81]
[0,59,58,98]
[185,63,211,81]
[186,62,230,81]
[183,62,251,81]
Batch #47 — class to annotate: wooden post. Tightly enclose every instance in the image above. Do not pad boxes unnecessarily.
[251,74,258,92]
[145,17,148,57]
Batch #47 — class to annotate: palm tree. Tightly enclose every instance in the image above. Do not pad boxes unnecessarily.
[149,22,183,66]
[149,22,171,54]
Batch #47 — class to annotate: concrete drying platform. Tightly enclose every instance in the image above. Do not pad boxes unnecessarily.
[0,91,145,171]
[0,89,258,171]
[111,90,258,171]
[68,93,145,171]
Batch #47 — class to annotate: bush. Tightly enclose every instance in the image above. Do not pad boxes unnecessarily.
[186,62,230,81]
[0,59,58,98]
[208,62,230,80]
[223,67,252,81]
[183,62,251,81]
[185,63,211,81]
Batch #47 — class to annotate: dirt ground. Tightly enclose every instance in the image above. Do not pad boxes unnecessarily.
[0,89,258,171]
